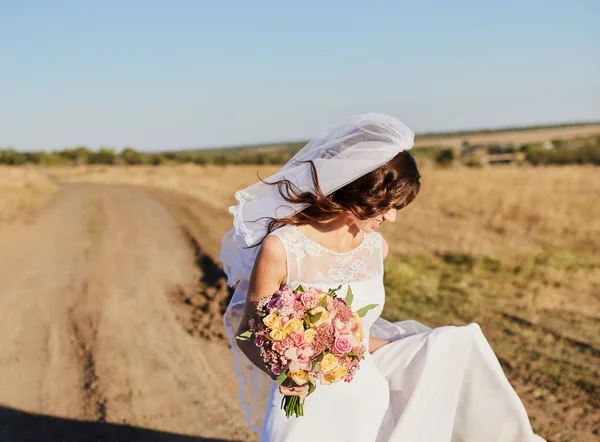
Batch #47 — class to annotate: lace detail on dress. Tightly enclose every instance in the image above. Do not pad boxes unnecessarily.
[316,256,376,285]
[270,225,383,286]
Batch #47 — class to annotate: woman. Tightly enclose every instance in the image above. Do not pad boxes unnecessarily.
[220,113,545,441]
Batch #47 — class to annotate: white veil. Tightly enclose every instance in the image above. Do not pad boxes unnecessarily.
[219,113,429,432]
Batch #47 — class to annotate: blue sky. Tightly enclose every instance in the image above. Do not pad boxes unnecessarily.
[1,0,599,152]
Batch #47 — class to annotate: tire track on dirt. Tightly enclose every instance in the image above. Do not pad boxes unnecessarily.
[68,301,107,423]
[0,184,256,442]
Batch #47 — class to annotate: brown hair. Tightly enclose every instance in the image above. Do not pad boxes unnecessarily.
[256,150,421,243]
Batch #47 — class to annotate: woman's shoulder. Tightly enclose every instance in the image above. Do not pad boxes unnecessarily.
[367,231,388,260]
[266,224,296,247]
[380,234,389,260]
[255,234,287,275]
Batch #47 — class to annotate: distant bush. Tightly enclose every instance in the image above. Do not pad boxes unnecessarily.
[526,144,600,165]
[120,148,146,165]
[0,149,26,166]
[435,148,455,167]
[88,148,116,165]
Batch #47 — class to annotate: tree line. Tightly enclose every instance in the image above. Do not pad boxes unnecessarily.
[0,143,305,167]
[1,136,599,167]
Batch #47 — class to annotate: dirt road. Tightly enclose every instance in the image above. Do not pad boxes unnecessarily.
[0,184,256,442]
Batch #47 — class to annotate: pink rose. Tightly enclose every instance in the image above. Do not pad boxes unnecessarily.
[332,336,352,356]
[291,331,305,347]
[300,292,317,309]
[272,341,283,352]
[283,337,294,348]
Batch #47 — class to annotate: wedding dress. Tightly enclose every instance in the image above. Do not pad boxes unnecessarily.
[260,224,545,442]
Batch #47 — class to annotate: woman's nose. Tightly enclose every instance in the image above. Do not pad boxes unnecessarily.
[382,208,397,223]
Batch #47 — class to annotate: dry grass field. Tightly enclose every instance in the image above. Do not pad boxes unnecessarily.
[0,163,598,441]
[0,167,57,224]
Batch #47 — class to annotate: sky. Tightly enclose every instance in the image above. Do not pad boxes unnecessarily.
[1,0,599,152]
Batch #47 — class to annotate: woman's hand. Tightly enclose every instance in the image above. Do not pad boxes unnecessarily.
[279,381,309,402]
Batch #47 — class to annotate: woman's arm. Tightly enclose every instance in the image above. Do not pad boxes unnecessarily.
[235,234,287,380]
[369,335,391,353]
[235,234,309,398]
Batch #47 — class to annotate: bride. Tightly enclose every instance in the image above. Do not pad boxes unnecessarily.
[219,113,546,441]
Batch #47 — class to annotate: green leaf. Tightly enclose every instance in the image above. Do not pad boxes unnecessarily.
[319,295,328,307]
[303,314,311,329]
[295,285,305,293]
[312,362,321,372]
[309,312,322,322]
[276,369,288,386]
[356,303,378,318]
[308,382,316,395]
[236,330,254,341]
[345,285,354,307]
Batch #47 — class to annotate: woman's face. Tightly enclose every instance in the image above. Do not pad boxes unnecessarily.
[350,205,398,233]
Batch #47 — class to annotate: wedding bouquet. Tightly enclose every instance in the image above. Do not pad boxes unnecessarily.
[237,284,377,417]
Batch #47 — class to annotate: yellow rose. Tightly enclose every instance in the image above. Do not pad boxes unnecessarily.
[356,328,364,342]
[320,365,347,385]
[263,312,280,329]
[288,369,309,386]
[304,328,317,344]
[283,318,303,337]
[269,329,286,341]
[331,365,348,382]
[320,353,339,373]
[309,306,329,327]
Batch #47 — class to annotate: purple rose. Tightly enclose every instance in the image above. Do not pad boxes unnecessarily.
[254,334,265,347]
[267,295,280,310]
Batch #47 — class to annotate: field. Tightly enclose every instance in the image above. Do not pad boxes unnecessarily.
[0,164,598,442]
[413,122,600,147]
[0,167,57,224]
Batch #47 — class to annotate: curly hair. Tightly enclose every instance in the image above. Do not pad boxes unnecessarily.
[256,150,421,243]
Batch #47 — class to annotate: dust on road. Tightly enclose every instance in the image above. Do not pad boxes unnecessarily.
[0,184,256,442]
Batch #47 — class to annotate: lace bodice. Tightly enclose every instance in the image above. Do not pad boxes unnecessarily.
[268,224,386,344]
[269,224,384,286]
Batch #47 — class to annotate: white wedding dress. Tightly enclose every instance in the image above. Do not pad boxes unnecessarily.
[261,224,545,442]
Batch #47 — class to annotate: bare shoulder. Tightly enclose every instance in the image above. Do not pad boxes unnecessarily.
[381,234,389,260]
[259,233,287,263]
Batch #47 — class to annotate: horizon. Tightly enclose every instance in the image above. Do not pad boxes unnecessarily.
[3,118,600,154]
[2,1,599,152]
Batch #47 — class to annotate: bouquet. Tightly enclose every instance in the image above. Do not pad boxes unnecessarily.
[237,284,377,417]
